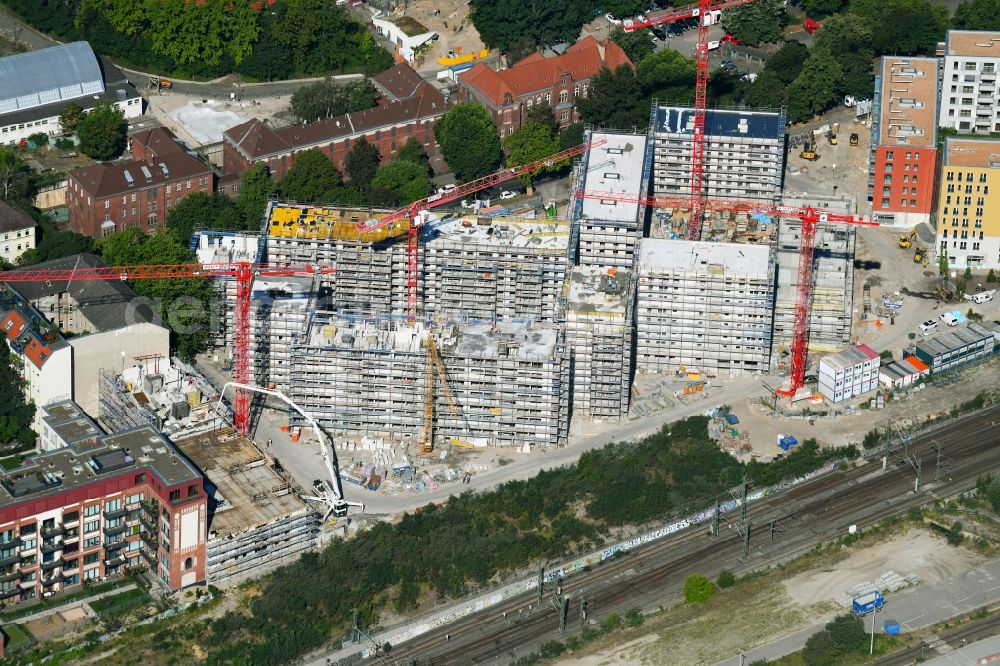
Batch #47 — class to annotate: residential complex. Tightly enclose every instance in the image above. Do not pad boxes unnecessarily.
[935,136,1000,269]
[222,65,446,181]
[67,128,214,237]
[0,419,206,603]
[0,42,141,147]
[458,37,632,135]
[0,200,37,264]
[573,131,650,269]
[869,57,940,227]
[938,30,1000,134]
[635,240,775,376]
[651,106,786,212]
[817,344,880,403]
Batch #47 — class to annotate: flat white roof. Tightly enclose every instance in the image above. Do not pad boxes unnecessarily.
[580,132,646,223]
[428,215,569,251]
[638,239,772,277]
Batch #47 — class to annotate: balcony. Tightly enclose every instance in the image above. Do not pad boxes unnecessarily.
[103,524,128,537]
[0,586,18,600]
[40,524,62,538]
[0,569,18,583]
[140,548,157,565]
[104,540,127,552]
[40,576,58,587]
[40,558,63,571]
[0,553,19,567]
[41,541,61,555]
[104,507,129,521]
[104,555,126,568]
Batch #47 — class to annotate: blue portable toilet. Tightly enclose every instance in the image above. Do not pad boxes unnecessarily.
[883,619,900,635]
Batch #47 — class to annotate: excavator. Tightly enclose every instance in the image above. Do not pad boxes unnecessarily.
[898,230,915,249]
[800,140,818,160]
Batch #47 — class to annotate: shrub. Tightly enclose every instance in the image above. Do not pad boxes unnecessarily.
[947,521,964,546]
[684,574,715,603]
[624,607,644,627]
[717,570,736,588]
[601,612,622,633]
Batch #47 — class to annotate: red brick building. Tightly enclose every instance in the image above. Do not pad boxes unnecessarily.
[458,36,632,136]
[0,414,207,606]
[67,128,214,238]
[222,65,447,183]
[869,56,940,227]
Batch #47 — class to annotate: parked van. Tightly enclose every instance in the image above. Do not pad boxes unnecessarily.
[973,291,994,304]
[940,312,960,326]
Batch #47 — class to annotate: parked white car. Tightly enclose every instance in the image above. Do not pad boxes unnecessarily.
[939,312,960,326]
[438,183,457,195]
[918,319,938,333]
[499,191,516,200]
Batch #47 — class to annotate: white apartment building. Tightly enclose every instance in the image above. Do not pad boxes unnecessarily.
[817,344,881,403]
[939,30,1000,134]
[0,201,37,265]
[635,240,775,376]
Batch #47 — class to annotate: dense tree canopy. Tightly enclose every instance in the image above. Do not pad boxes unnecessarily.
[58,102,84,135]
[434,103,503,182]
[76,103,127,161]
[815,14,876,98]
[289,79,378,124]
[637,49,697,105]
[802,0,848,17]
[279,149,344,202]
[469,0,596,57]
[722,0,786,46]
[16,216,95,267]
[580,52,695,128]
[0,148,34,207]
[953,0,1000,30]
[610,27,654,64]
[0,330,36,449]
[803,615,867,665]
[165,192,244,245]
[345,138,381,191]
[370,160,432,206]
[786,45,843,122]
[99,228,213,359]
[764,41,809,86]
[503,122,563,189]
[237,163,276,229]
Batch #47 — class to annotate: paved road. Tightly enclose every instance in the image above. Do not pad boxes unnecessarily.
[0,4,59,51]
[716,557,1000,665]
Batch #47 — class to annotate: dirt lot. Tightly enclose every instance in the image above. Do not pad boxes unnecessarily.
[144,91,291,148]
[784,105,872,207]
[397,0,487,73]
[554,528,982,666]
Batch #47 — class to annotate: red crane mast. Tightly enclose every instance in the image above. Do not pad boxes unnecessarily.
[357,139,606,321]
[0,262,336,435]
[574,189,877,395]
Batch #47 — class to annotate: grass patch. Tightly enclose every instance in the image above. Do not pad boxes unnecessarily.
[90,587,150,619]
[0,455,24,471]
[0,579,133,622]
[4,622,34,653]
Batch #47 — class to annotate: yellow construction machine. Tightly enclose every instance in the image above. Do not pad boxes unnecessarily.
[849,133,859,146]
[800,141,818,160]
[913,246,924,263]
[898,230,915,249]
[828,131,838,145]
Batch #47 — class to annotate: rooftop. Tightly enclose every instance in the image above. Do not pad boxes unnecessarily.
[372,62,427,102]
[68,147,212,199]
[377,15,433,37]
[459,36,632,107]
[173,431,309,539]
[0,200,37,234]
[268,202,407,243]
[638,239,773,277]
[304,318,562,361]
[654,106,785,141]
[945,30,1000,57]
[41,400,103,447]
[0,42,103,116]
[821,344,880,373]
[130,126,186,157]
[916,321,996,356]
[877,57,939,148]
[0,284,67,369]
[566,265,633,314]
[427,214,570,251]
[942,136,1000,168]
[579,132,647,224]
[7,253,162,333]
[225,83,446,159]
[0,425,201,508]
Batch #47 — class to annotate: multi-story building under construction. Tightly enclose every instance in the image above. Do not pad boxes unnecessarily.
[288,317,570,449]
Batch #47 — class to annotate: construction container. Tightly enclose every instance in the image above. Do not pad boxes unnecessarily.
[290,427,301,442]
[186,390,201,407]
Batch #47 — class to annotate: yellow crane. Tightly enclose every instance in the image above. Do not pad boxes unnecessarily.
[419,332,477,454]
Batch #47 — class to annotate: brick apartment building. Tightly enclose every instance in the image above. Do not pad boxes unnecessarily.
[67,127,214,238]
[869,56,940,227]
[0,409,206,606]
[458,36,632,136]
[222,64,447,183]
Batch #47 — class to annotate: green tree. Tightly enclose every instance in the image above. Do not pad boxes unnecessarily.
[16,214,95,267]
[610,27,654,63]
[165,192,243,245]
[59,102,84,135]
[289,78,378,123]
[237,163,275,229]
[802,629,841,666]
[716,570,736,588]
[976,474,1000,512]
[745,70,787,108]
[814,14,875,98]
[559,123,585,151]
[0,330,35,448]
[0,148,34,205]
[370,160,432,205]
[624,607,645,627]
[470,0,597,57]
[99,228,213,360]
[604,0,649,17]
[578,64,646,129]
[722,0,786,46]
[76,103,127,161]
[146,0,260,68]
[786,46,842,123]
[503,122,563,190]
[852,0,947,56]
[434,103,503,182]
[637,50,697,106]
[683,574,715,603]
[803,0,848,16]
[987,268,997,283]
[953,0,1000,30]
[280,149,344,202]
[764,41,808,85]
[345,137,381,191]
[947,521,965,545]
[824,615,866,652]
[396,137,432,175]
[939,252,949,279]
[527,101,560,136]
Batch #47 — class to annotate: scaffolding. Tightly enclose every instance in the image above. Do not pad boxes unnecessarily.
[98,368,157,433]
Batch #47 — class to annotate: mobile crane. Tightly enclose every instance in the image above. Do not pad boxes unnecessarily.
[216,382,364,519]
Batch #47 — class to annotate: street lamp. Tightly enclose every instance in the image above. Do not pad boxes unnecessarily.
[869,606,882,656]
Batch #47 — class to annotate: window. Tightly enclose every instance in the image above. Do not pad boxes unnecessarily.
[885,151,894,161]
[169,489,181,502]
[104,200,109,209]
[186,180,192,189]
[881,198,890,207]
[135,473,146,484]
[183,557,193,570]
[544,93,551,103]
[131,193,137,203]
[84,520,99,534]
[910,199,917,206]
[966,62,977,70]
[559,90,568,103]
[187,484,199,497]
[166,185,171,194]
[64,511,79,524]
[83,568,99,581]
[126,493,143,506]
[20,538,35,550]
[105,499,121,513]
[20,523,35,535]
[83,552,99,565]
[83,536,100,549]
[561,110,570,121]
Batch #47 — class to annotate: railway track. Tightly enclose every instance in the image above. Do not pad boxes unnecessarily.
[875,611,1000,665]
[377,411,1000,665]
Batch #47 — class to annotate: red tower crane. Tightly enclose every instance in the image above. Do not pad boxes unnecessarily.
[356,138,606,321]
[574,189,877,395]
[0,262,336,435]
[624,0,759,241]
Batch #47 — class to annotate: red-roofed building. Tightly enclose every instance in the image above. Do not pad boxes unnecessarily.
[458,37,633,135]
